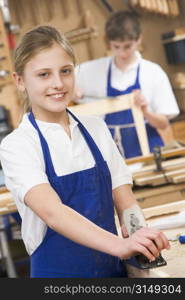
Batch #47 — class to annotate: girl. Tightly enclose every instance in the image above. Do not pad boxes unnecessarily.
[0,26,169,278]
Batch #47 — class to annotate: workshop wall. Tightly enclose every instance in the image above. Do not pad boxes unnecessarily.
[0,0,184,127]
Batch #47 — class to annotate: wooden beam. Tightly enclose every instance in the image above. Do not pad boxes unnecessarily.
[134,168,185,186]
[69,93,150,156]
[143,199,185,219]
[130,93,150,156]
[126,147,185,164]
[69,95,131,115]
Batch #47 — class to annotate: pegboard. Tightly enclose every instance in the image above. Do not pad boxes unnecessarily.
[0,9,14,88]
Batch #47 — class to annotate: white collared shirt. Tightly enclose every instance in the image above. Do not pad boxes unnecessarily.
[0,112,132,255]
[75,52,179,119]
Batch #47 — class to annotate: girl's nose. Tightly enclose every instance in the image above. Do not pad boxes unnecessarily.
[52,74,64,89]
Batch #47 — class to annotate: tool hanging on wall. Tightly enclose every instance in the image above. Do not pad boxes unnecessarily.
[0,0,15,49]
[100,0,113,12]
[65,10,98,45]
[0,4,14,89]
[130,0,180,17]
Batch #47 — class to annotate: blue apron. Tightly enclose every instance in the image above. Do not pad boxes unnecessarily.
[28,110,127,278]
[105,62,164,158]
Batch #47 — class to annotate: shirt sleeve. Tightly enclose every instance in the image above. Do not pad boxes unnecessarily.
[150,65,180,119]
[93,117,133,189]
[0,133,49,204]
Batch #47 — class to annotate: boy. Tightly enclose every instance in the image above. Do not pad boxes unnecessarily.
[75,10,179,158]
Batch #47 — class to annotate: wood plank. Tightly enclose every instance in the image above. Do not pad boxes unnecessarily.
[146,213,185,277]
[126,147,185,164]
[69,93,150,156]
[134,182,185,198]
[135,182,185,208]
[69,95,131,115]
[143,199,185,219]
[130,93,150,156]
[135,168,185,186]
[132,157,185,176]
[172,174,185,184]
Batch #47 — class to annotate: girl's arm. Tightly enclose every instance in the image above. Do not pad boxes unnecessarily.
[25,183,170,260]
[113,184,170,252]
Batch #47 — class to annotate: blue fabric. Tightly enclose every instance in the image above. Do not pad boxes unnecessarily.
[28,110,127,278]
[105,62,164,158]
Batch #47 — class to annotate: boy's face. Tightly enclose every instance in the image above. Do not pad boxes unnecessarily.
[109,38,141,62]
[14,43,75,119]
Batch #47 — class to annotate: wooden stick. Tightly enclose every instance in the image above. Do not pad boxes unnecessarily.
[129,93,150,156]
[126,148,185,164]
[69,94,150,156]
[172,174,185,184]
[143,199,185,219]
[135,168,185,185]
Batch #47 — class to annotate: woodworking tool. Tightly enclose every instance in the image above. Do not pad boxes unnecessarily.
[123,206,167,269]
[153,146,163,171]
[135,252,167,269]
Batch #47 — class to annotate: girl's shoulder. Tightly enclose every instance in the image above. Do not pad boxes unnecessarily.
[0,115,37,149]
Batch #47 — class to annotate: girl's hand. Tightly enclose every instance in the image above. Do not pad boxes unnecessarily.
[118,227,170,261]
[121,224,129,238]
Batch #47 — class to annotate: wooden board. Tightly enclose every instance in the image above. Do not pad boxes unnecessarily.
[132,156,185,186]
[69,93,150,156]
[126,147,185,165]
[115,200,185,277]
[134,182,185,208]
[146,211,185,278]
[143,199,185,219]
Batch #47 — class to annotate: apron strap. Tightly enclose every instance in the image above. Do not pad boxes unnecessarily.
[67,109,106,165]
[134,64,140,89]
[28,111,57,178]
[107,60,141,96]
[28,109,106,178]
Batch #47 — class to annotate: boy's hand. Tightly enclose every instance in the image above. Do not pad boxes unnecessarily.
[133,89,148,114]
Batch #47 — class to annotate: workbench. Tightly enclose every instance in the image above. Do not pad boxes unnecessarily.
[115,199,185,278]
[0,188,20,278]
[144,201,185,278]
[126,148,185,208]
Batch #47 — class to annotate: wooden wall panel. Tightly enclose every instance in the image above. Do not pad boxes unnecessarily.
[1,0,185,127]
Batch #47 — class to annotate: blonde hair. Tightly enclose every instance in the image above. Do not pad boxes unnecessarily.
[14,25,76,113]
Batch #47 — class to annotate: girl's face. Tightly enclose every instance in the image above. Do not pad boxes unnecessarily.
[14,43,75,119]
[109,38,141,63]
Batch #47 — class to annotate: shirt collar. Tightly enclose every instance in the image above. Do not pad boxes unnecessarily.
[112,51,142,72]
[21,111,79,133]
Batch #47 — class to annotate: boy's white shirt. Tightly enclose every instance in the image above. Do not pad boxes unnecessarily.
[75,51,179,119]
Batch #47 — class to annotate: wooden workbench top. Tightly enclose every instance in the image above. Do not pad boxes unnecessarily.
[115,200,185,278]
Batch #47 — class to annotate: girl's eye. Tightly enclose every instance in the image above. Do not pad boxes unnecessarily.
[61,68,73,75]
[38,72,49,78]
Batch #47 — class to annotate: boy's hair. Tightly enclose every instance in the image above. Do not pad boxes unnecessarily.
[105,10,141,41]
